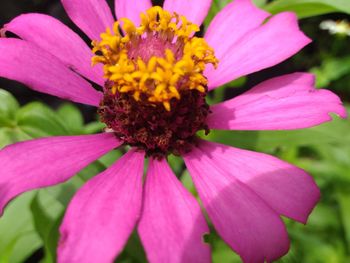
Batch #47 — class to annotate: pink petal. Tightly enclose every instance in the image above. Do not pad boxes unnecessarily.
[61,0,114,40]
[199,140,320,223]
[0,38,102,106]
[163,0,212,26]
[184,147,290,263]
[58,150,144,263]
[115,0,152,25]
[205,0,269,62]
[138,158,211,263]
[0,133,121,215]
[205,12,311,89]
[208,73,347,130]
[3,14,104,86]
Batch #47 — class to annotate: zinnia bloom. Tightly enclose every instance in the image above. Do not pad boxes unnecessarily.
[0,0,346,262]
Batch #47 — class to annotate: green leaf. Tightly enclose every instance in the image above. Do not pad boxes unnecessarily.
[337,192,350,251]
[43,163,105,208]
[30,192,63,263]
[180,170,196,195]
[167,154,184,175]
[253,0,267,7]
[99,149,123,167]
[264,0,350,19]
[0,127,32,148]
[307,204,339,230]
[42,159,108,208]
[0,192,42,263]
[44,177,85,207]
[310,56,350,88]
[83,121,105,134]
[77,160,107,182]
[0,89,19,126]
[16,102,69,137]
[57,103,84,134]
[209,232,241,263]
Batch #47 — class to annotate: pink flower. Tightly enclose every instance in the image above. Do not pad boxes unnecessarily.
[0,0,346,263]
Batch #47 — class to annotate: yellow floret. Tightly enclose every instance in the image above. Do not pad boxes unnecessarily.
[92,6,218,111]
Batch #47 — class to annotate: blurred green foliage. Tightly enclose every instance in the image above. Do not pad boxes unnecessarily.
[264,0,350,18]
[0,0,350,262]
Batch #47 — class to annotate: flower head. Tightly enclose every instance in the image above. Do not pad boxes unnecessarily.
[93,6,218,157]
[0,0,347,263]
[92,6,217,108]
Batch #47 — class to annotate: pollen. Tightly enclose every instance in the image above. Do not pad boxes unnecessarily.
[92,6,218,111]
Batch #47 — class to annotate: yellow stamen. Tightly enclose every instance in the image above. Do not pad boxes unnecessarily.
[92,6,218,111]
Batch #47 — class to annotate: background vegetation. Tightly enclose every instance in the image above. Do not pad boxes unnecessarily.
[0,0,349,262]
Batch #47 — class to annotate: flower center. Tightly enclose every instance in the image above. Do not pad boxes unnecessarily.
[92,6,218,158]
